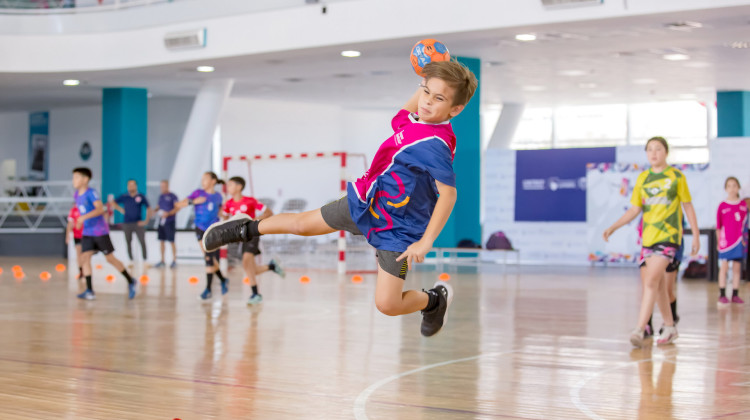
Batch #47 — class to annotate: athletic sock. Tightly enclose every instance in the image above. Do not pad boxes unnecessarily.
[268,261,276,272]
[251,285,258,296]
[121,270,134,285]
[422,289,439,312]
[206,273,214,290]
[670,300,677,319]
[216,269,227,285]
[85,275,93,291]
[647,315,653,332]
[733,289,739,297]
[246,220,261,239]
[720,287,726,298]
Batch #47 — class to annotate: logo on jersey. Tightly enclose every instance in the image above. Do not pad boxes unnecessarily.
[79,205,87,214]
[240,204,248,213]
[395,132,404,145]
[135,196,142,203]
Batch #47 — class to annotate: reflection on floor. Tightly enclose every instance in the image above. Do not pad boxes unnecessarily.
[0,256,748,419]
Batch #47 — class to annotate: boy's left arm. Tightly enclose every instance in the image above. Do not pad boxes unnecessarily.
[397,180,457,269]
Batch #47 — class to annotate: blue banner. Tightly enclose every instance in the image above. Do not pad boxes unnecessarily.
[28,111,49,180]
[515,148,616,222]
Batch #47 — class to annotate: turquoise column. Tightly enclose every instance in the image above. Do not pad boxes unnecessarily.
[102,88,148,224]
[717,91,750,137]
[434,56,481,248]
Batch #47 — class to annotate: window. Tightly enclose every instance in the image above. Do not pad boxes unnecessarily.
[555,104,627,148]
[510,108,552,149]
[629,101,708,147]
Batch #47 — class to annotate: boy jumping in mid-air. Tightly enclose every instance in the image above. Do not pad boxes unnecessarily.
[223,176,285,305]
[202,60,477,336]
[72,167,137,300]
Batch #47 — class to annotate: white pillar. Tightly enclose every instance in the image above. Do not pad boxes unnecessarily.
[486,103,525,149]
[170,79,234,227]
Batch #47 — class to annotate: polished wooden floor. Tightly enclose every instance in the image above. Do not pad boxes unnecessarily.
[0,256,748,419]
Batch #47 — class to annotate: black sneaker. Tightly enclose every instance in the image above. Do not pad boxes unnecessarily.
[420,280,453,337]
[202,213,252,252]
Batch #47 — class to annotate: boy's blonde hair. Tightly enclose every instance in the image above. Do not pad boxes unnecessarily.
[422,60,478,106]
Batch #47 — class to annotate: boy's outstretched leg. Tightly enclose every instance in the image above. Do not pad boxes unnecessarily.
[202,209,335,251]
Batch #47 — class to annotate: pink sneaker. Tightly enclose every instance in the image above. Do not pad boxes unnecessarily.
[732,295,745,304]
[718,296,730,305]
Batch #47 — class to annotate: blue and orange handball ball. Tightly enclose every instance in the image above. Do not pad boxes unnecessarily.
[410,39,451,76]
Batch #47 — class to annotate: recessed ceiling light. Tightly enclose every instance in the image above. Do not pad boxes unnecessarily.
[522,85,546,92]
[558,69,588,77]
[633,78,657,85]
[515,34,537,42]
[589,92,611,98]
[663,53,690,61]
[578,82,597,89]
[341,50,361,58]
[63,79,80,86]
[196,66,215,72]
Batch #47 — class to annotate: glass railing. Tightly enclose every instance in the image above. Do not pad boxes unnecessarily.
[0,0,174,13]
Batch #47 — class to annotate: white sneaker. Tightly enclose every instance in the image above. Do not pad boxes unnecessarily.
[657,325,678,345]
[630,327,648,348]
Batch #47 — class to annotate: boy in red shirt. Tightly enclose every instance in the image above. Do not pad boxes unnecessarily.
[223,176,285,304]
[66,205,85,279]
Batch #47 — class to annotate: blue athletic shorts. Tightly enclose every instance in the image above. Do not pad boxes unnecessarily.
[158,221,176,242]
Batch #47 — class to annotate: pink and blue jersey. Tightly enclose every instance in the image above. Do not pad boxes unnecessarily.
[717,200,749,261]
[74,188,109,237]
[188,189,223,231]
[348,109,456,252]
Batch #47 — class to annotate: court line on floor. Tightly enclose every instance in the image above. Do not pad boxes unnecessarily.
[353,335,659,420]
[353,350,516,420]
[570,343,750,420]
[0,355,347,402]
[368,398,539,419]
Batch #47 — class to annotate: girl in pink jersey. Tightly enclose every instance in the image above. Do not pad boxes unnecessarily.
[716,176,748,305]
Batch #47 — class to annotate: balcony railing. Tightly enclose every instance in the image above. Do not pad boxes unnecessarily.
[0,0,173,14]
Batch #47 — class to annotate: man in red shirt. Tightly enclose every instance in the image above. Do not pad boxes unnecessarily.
[223,176,285,304]
[66,205,85,279]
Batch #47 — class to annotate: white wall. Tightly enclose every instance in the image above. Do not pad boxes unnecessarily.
[48,106,102,181]
[219,97,396,209]
[0,97,192,186]
[148,97,194,183]
[0,111,29,181]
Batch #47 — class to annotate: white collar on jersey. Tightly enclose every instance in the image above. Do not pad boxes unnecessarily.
[409,112,451,125]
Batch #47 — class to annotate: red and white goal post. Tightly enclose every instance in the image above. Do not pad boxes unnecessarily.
[222,151,370,274]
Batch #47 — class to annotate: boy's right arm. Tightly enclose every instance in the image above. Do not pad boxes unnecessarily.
[402,84,424,114]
